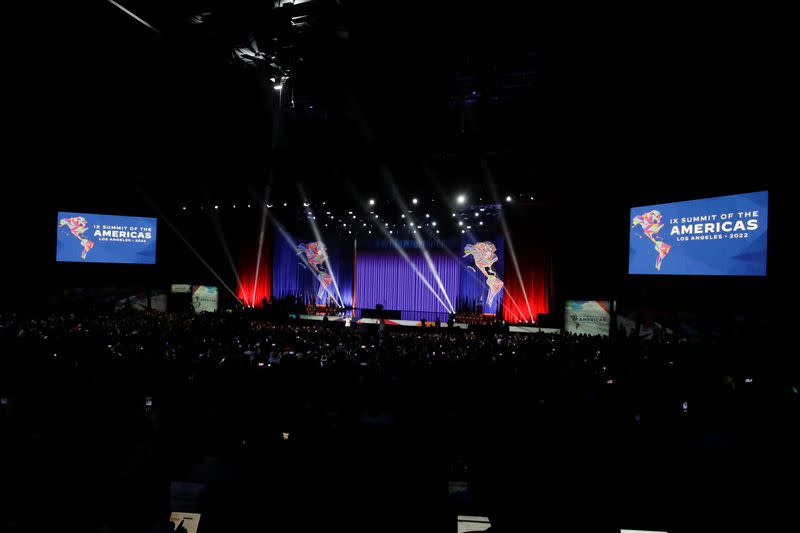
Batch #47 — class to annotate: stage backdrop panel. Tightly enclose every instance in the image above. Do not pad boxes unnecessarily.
[355,250,459,321]
[458,236,505,315]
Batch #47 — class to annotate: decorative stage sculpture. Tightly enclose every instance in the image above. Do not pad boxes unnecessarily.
[463,241,504,307]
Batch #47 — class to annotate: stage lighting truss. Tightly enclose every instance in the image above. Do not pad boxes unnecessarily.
[231,33,292,93]
[223,196,507,238]
[231,34,268,66]
[188,11,213,25]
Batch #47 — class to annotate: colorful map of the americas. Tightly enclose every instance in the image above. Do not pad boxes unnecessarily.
[632,209,672,270]
[59,215,95,260]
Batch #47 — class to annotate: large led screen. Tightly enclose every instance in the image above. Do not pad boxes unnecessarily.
[629,191,767,276]
[56,212,157,264]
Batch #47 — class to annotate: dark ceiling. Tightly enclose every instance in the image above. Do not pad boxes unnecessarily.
[6,1,789,210]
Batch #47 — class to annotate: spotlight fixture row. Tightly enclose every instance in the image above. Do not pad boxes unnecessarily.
[180,193,526,220]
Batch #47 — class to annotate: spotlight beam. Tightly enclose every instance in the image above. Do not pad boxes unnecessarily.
[251,189,270,306]
[351,176,453,315]
[483,166,536,323]
[359,216,453,312]
[208,210,245,301]
[384,236,453,313]
[145,202,242,306]
[426,195,491,314]
[299,188,345,307]
[353,205,452,313]
[502,289,529,324]
[426,230,514,317]
[105,0,161,33]
[267,210,342,308]
[441,231,524,323]
[385,180,456,314]
[432,170,531,324]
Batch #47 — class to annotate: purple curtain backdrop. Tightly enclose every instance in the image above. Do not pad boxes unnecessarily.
[355,250,460,321]
[272,235,354,307]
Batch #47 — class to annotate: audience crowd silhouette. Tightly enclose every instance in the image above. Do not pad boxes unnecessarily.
[1,309,796,532]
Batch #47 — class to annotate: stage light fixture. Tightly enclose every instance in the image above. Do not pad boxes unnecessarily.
[458,221,463,226]
[352,215,356,219]
[451,213,456,217]
[214,205,219,210]
[432,221,437,226]
[474,212,479,217]
[283,203,288,207]
[436,230,440,234]
[506,196,512,202]
[412,198,418,204]
[247,204,251,208]
[479,221,483,225]
[182,206,186,210]
[457,194,466,204]
[369,199,375,205]
[274,84,283,90]
[425,214,429,218]
[233,205,236,208]
[401,214,405,218]
[303,202,309,207]
[461,230,465,234]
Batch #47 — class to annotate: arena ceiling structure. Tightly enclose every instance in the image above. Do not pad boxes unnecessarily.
[4,1,787,308]
[9,1,785,207]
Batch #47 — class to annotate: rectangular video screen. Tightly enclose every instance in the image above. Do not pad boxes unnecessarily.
[629,191,767,276]
[56,212,157,264]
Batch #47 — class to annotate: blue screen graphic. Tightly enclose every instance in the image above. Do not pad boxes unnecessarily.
[56,212,157,264]
[629,191,768,276]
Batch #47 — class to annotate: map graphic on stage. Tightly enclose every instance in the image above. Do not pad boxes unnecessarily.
[629,191,767,276]
[463,241,504,306]
[56,212,157,264]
